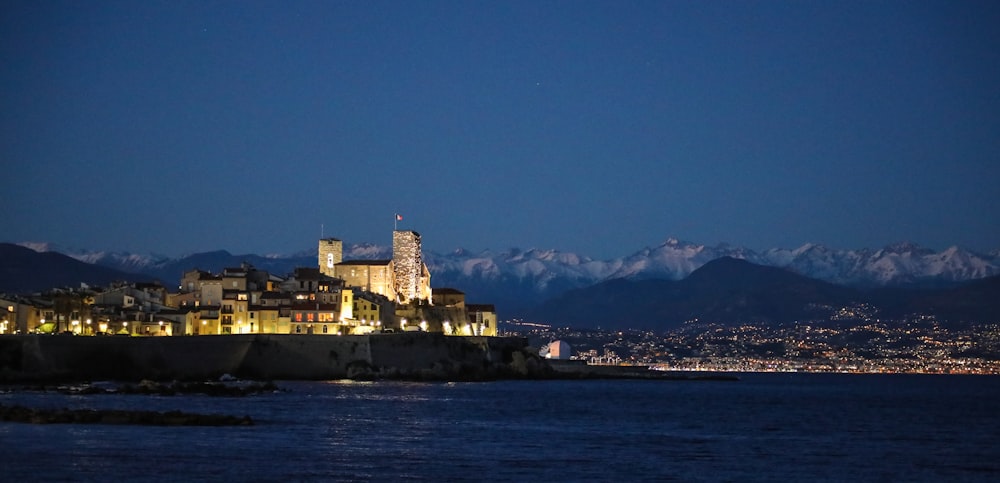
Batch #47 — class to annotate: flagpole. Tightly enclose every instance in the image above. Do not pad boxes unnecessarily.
[394,213,397,231]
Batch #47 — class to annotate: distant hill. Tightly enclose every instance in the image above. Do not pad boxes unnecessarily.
[526,257,1000,331]
[527,257,860,331]
[0,243,154,293]
[132,250,318,284]
[868,274,1000,323]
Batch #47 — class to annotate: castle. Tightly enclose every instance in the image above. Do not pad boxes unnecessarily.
[318,230,432,304]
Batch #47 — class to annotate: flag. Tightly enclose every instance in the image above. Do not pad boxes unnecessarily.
[396,214,403,221]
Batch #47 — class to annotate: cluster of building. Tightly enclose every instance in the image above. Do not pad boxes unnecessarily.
[0,231,497,338]
[510,315,1000,375]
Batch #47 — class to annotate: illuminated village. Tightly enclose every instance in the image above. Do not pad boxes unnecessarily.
[0,230,497,338]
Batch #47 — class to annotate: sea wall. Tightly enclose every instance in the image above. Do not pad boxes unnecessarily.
[0,333,541,382]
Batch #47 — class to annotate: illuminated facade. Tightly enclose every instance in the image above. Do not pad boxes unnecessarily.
[334,260,395,299]
[352,292,393,332]
[467,304,498,336]
[318,238,343,278]
[290,303,342,334]
[392,230,432,303]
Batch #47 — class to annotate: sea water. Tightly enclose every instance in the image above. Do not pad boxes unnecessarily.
[1,373,998,481]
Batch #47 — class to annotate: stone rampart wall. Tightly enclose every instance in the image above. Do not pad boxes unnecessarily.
[0,333,535,382]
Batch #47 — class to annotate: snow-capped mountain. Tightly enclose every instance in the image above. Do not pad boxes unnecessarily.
[16,238,999,312]
[758,241,999,287]
[14,242,173,274]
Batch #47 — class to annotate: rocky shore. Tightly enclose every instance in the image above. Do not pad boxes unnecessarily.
[15,378,281,396]
[0,403,253,426]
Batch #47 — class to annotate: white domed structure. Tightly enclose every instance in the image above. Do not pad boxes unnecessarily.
[545,340,572,360]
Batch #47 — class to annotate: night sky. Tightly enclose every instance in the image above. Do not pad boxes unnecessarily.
[3,1,998,259]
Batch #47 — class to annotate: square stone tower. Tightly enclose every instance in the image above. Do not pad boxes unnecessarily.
[393,230,424,302]
[318,238,343,277]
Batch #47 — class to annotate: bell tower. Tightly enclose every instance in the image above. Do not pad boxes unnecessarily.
[318,238,343,277]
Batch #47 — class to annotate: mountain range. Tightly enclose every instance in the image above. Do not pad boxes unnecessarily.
[527,256,1000,330]
[5,239,999,327]
[0,243,154,293]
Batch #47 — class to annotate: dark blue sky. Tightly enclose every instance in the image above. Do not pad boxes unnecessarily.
[3,1,998,258]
